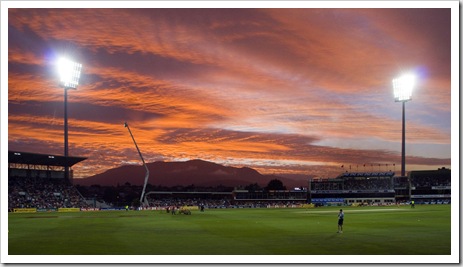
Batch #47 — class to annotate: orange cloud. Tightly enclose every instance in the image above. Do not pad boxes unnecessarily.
[8,8,452,179]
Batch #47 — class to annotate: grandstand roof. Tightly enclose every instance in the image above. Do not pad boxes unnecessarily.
[338,171,395,178]
[8,151,87,167]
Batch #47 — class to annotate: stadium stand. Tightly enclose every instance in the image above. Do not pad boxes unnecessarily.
[8,151,89,211]
[309,172,396,206]
[8,150,451,210]
[8,176,89,210]
[309,168,451,206]
[409,167,450,204]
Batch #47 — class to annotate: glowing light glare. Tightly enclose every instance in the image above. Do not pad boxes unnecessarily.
[393,74,415,102]
[58,57,82,89]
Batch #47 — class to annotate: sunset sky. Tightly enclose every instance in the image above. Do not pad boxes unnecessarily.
[5,2,457,180]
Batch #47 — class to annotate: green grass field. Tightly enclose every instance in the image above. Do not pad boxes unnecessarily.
[8,205,450,255]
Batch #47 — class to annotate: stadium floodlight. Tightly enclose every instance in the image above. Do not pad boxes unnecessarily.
[58,57,82,89]
[392,73,415,178]
[58,57,82,182]
[124,122,150,208]
[393,73,415,102]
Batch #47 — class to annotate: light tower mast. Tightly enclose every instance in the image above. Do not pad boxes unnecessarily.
[124,122,150,207]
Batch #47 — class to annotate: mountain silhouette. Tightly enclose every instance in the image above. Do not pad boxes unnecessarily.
[74,159,301,188]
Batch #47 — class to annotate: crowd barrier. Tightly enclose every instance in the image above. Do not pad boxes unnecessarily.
[13,207,91,212]
[58,208,80,212]
[12,203,316,213]
[12,208,37,213]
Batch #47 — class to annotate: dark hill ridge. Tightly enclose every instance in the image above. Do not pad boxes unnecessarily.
[75,159,300,188]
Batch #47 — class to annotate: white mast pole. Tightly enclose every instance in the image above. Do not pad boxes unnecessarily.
[124,122,150,208]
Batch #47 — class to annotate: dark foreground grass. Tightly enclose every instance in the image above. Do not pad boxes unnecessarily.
[8,205,450,255]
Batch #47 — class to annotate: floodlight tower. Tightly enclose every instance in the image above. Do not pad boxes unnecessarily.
[124,122,150,208]
[393,73,415,177]
[58,57,82,182]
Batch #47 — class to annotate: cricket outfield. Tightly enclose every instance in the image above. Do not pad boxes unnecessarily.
[8,204,451,256]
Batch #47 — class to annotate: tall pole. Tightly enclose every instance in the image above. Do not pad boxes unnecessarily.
[393,73,414,177]
[401,101,406,177]
[125,122,150,208]
[64,88,69,182]
[58,57,82,184]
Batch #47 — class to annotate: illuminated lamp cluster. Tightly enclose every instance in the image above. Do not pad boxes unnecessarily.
[393,74,415,102]
[58,57,82,89]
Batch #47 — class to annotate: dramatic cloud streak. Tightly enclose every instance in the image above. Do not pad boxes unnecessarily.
[7,5,453,180]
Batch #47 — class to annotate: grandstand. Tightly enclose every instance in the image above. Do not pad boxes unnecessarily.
[309,172,396,206]
[9,151,86,182]
[309,168,451,206]
[8,151,89,211]
[409,167,451,204]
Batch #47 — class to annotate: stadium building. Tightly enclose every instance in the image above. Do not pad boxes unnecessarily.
[8,151,86,182]
[307,168,451,206]
[8,150,451,210]
[408,167,451,204]
[309,172,396,206]
[8,151,89,211]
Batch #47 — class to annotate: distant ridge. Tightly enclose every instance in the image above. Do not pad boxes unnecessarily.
[75,159,301,188]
